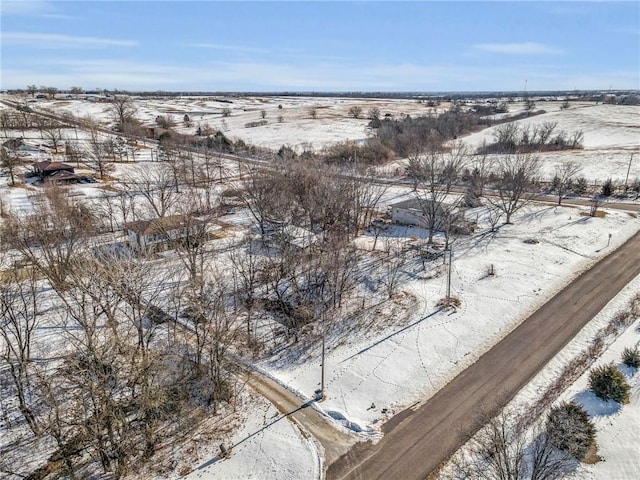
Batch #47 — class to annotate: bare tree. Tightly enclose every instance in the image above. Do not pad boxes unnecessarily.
[109,95,137,132]
[491,123,520,153]
[367,106,381,121]
[353,177,388,235]
[407,143,467,244]
[319,241,360,309]
[84,129,114,179]
[553,161,582,205]
[38,123,65,153]
[229,237,264,344]
[163,193,215,284]
[0,147,21,186]
[156,114,177,129]
[182,275,239,413]
[381,238,405,299]
[451,409,574,480]
[123,165,182,218]
[0,268,41,435]
[238,165,284,240]
[487,153,540,224]
[486,204,503,232]
[348,105,363,119]
[537,122,557,145]
[33,367,79,479]
[44,86,58,99]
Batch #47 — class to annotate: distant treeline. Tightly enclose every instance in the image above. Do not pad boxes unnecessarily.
[6,88,639,101]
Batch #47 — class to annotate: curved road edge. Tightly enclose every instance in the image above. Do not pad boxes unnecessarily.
[328,229,640,480]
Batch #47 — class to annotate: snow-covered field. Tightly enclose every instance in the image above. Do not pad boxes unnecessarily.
[28,95,437,152]
[1,94,639,479]
[259,203,640,438]
[461,103,640,182]
[23,96,640,184]
[184,394,319,480]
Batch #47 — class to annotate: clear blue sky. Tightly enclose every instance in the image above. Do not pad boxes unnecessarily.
[1,1,639,92]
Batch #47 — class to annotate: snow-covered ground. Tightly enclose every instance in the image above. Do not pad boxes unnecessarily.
[259,203,640,437]
[183,394,319,480]
[27,95,439,152]
[443,273,640,479]
[22,97,640,183]
[2,95,639,479]
[461,103,640,182]
[566,323,640,479]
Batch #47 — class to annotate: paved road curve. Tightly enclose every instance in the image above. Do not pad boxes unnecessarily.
[246,373,356,471]
[329,229,640,480]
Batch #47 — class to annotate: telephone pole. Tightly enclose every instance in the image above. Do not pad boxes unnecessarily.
[446,248,453,300]
[624,152,635,194]
[320,322,326,401]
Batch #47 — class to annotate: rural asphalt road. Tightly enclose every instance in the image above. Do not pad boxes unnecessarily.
[328,229,640,480]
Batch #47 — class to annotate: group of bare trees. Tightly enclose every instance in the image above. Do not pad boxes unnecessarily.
[239,157,386,244]
[0,161,376,476]
[405,139,544,241]
[0,186,242,479]
[233,159,385,342]
[479,122,584,154]
[450,408,580,480]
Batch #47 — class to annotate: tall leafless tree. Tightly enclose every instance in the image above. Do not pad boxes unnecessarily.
[407,143,467,244]
[109,95,138,133]
[0,147,21,186]
[123,165,183,218]
[0,268,41,435]
[487,153,540,224]
[85,129,114,179]
[229,237,264,344]
[553,161,582,205]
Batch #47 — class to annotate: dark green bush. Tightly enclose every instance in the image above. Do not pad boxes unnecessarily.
[588,363,630,403]
[622,344,640,369]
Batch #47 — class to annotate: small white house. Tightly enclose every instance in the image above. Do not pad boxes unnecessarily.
[389,198,457,230]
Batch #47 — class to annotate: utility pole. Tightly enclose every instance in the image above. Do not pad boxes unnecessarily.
[320,321,326,401]
[316,286,327,402]
[446,248,453,300]
[624,152,635,194]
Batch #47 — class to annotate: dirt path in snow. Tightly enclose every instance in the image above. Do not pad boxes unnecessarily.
[245,373,356,474]
[328,229,640,480]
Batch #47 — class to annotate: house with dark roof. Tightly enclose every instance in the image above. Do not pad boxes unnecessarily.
[32,161,82,184]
